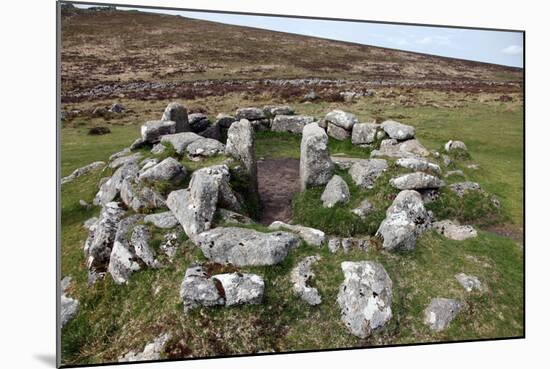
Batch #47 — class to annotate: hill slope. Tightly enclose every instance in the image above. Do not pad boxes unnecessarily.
[61,7,522,101]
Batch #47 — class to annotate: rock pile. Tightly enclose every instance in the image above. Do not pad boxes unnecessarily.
[325,110,359,140]
[71,101,496,341]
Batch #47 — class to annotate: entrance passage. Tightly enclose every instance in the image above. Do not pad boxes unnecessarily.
[257,158,300,225]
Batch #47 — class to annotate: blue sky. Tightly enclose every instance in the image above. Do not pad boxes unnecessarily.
[76,4,524,68]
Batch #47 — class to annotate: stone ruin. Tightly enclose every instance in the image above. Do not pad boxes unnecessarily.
[62,100,493,339]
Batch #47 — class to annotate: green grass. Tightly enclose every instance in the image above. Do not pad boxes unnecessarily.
[60,93,524,365]
[61,168,524,363]
[291,169,396,237]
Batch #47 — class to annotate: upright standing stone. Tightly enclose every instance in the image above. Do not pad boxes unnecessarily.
[162,102,190,133]
[225,119,258,193]
[300,123,334,190]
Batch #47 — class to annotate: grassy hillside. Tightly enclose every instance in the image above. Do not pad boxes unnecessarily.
[61,7,522,94]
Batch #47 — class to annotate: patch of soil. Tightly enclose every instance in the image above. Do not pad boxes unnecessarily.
[257,158,300,225]
[484,223,524,246]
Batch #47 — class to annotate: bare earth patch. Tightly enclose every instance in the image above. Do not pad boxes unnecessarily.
[257,158,300,225]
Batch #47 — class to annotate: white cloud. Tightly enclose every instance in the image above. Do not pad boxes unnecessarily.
[501,45,523,55]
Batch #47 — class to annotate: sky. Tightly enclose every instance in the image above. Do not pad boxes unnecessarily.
[76,4,524,68]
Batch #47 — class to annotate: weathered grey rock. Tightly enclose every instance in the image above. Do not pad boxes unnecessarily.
[139,157,187,184]
[327,122,351,140]
[291,255,322,305]
[352,123,383,145]
[235,107,265,121]
[109,147,131,161]
[215,273,265,306]
[151,143,166,155]
[341,238,354,253]
[144,212,179,229]
[376,190,429,251]
[196,227,300,266]
[109,103,125,113]
[188,113,210,133]
[442,154,452,167]
[327,237,369,254]
[424,298,463,332]
[119,333,171,362]
[352,199,374,219]
[161,102,189,132]
[250,118,271,132]
[300,123,334,190]
[120,176,165,213]
[166,165,230,240]
[131,225,160,268]
[455,273,483,292]
[396,158,441,175]
[215,113,237,128]
[321,175,350,208]
[449,181,481,197]
[160,132,202,154]
[60,277,79,328]
[330,156,370,170]
[109,152,143,169]
[186,138,225,158]
[328,238,341,253]
[348,159,388,189]
[98,176,109,189]
[84,202,125,282]
[217,174,244,213]
[303,90,319,101]
[225,119,258,193]
[325,110,358,130]
[160,231,180,260]
[432,220,477,241]
[198,122,221,141]
[337,261,393,338]
[139,158,158,171]
[141,120,176,144]
[445,140,468,152]
[371,138,429,158]
[419,189,440,204]
[271,115,314,134]
[94,162,139,206]
[467,163,480,170]
[61,161,105,185]
[340,91,359,102]
[107,215,144,284]
[263,105,295,117]
[381,120,415,140]
[444,170,465,178]
[83,217,98,231]
[216,208,254,225]
[180,265,225,312]
[269,221,325,247]
[129,137,146,151]
[390,172,445,190]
